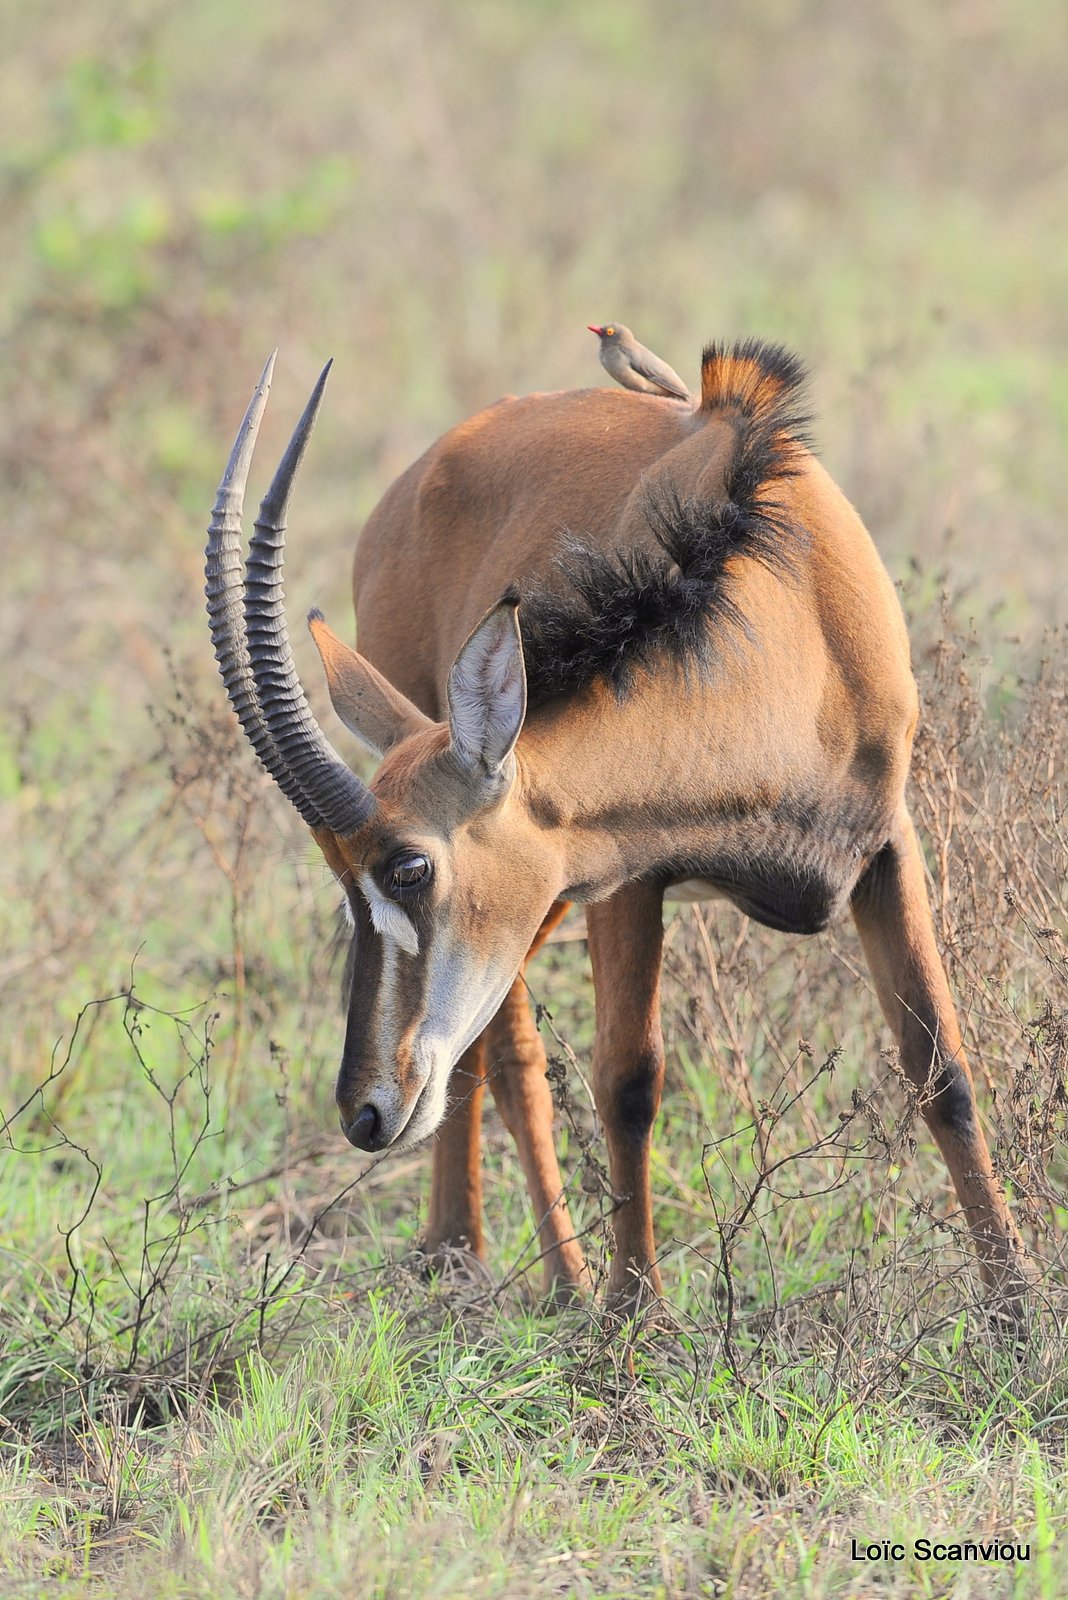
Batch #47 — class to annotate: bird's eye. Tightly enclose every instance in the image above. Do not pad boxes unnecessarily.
[606,326,615,337]
[385,852,432,897]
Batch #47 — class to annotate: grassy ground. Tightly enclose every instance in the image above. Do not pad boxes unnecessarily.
[2,2,1067,1595]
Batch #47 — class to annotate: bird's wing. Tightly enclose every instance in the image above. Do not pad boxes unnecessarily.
[630,347,690,399]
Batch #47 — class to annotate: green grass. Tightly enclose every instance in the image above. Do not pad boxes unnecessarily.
[2,1295,1066,1596]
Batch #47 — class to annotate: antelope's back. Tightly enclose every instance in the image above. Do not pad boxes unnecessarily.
[353,386,717,715]
[352,367,915,775]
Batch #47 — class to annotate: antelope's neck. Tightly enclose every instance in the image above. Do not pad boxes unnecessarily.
[513,661,891,935]
[515,676,722,904]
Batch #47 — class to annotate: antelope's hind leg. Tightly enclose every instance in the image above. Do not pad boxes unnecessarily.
[850,809,1031,1315]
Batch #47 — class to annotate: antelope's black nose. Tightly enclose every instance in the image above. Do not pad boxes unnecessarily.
[344,1103,383,1151]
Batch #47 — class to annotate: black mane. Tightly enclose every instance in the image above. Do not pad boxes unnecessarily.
[517,338,812,710]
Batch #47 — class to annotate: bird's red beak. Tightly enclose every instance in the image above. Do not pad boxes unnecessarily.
[587,325,603,335]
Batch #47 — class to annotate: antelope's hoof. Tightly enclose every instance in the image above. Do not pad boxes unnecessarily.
[409,1239,493,1291]
[603,1267,665,1327]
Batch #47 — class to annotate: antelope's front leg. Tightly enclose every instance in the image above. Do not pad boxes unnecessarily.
[586,881,666,1317]
[422,1038,487,1264]
[485,976,591,1304]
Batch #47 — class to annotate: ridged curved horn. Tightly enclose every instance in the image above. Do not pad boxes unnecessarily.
[206,358,375,835]
[206,353,327,825]
[244,362,376,836]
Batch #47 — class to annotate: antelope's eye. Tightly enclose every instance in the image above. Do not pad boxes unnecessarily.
[385,852,432,897]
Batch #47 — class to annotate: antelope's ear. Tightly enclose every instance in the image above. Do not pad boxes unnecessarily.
[308,610,433,757]
[446,598,527,776]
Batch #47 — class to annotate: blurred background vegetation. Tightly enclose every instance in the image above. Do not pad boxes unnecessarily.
[0,4,1066,1590]
[3,0,1065,1042]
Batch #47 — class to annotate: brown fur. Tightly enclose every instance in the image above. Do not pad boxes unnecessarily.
[231,344,1029,1318]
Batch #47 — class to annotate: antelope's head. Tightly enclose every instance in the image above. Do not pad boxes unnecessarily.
[206,358,561,1153]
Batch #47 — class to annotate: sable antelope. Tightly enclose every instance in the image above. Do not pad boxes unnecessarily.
[206,340,1030,1318]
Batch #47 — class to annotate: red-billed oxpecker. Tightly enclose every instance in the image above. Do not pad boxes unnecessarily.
[588,321,691,400]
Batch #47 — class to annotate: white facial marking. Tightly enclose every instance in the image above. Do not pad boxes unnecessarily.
[370,928,404,1126]
[339,894,355,930]
[392,1062,450,1152]
[358,871,420,957]
[339,866,527,1156]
